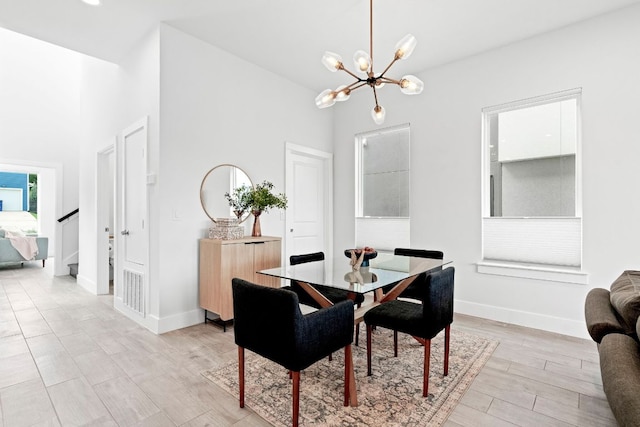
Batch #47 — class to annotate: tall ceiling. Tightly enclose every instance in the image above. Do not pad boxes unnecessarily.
[1,0,639,93]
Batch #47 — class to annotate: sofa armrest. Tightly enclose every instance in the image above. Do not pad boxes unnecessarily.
[599,333,640,426]
[585,288,626,343]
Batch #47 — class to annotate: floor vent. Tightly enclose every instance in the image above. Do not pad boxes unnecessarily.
[123,269,144,316]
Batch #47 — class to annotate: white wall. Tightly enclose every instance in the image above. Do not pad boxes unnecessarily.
[77,55,121,293]
[74,23,332,333]
[154,24,333,332]
[333,4,640,338]
[0,27,82,274]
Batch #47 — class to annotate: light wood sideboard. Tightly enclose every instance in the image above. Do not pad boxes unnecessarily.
[199,236,281,322]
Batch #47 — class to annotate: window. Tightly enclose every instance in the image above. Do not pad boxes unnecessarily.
[490,98,577,217]
[480,89,586,283]
[355,124,410,250]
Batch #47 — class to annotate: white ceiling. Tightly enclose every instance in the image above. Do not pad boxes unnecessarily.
[1,0,639,93]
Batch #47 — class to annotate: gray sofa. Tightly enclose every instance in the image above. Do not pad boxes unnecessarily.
[585,270,640,426]
[0,229,49,267]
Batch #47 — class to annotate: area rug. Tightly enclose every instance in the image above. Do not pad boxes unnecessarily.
[202,328,497,427]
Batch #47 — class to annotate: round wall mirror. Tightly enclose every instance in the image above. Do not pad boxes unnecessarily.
[200,164,253,224]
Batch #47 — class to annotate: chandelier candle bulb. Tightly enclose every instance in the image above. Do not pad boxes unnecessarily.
[335,85,351,101]
[400,75,424,95]
[315,89,336,108]
[353,50,372,73]
[372,105,386,124]
[395,34,417,59]
[321,52,343,71]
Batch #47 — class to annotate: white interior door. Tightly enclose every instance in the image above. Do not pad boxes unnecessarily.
[285,143,333,261]
[122,121,147,266]
[115,117,148,316]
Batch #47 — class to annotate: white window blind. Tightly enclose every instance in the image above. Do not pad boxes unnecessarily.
[482,217,581,267]
[356,217,410,252]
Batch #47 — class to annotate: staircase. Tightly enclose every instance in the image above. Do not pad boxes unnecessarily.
[68,263,78,278]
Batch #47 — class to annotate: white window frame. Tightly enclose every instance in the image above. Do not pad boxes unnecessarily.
[478,88,588,284]
[354,124,411,251]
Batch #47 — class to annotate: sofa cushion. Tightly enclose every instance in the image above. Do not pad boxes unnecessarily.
[0,229,4,238]
[610,270,640,335]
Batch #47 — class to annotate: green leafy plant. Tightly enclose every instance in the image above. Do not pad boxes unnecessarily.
[224,184,252,219]
[246,181,288,214]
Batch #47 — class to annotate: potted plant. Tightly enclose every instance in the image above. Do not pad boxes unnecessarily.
[246,181,288,236]
[224,184,252,221]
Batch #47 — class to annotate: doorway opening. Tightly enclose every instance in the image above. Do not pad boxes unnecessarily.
[0,161,64,275]
[97,145,116,295]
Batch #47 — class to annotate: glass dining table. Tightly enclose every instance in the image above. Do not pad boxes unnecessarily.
[258,252,451,310]
[257,252,452,407]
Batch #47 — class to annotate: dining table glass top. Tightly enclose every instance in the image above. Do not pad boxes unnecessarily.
[258,253,451,295]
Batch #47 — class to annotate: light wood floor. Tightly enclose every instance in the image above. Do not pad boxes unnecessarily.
[0,262,616,426]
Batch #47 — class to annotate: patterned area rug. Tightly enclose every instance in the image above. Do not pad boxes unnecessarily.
[202,328,497,427]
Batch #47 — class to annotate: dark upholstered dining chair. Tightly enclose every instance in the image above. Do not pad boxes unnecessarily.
[232,278,355,427]
[286,252,365,346]
[364,267,455,397]
[287,252,365,308]
[381,248,444,301]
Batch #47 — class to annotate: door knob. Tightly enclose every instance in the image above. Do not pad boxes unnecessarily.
[121,230,130,236]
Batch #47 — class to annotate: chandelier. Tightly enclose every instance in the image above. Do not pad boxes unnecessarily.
[315,0,424,124]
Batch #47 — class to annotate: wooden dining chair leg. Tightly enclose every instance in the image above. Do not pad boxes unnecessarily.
[393,330,398,357]
[355,302,362,346]
[423,339,431,397]
[344,344,352,406]
[238,346,245,408]
[366,325,373,376]
[292,371,300,427]
[444,325,450,376]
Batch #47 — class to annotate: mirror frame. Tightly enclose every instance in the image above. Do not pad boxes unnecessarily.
[200,164,253,224]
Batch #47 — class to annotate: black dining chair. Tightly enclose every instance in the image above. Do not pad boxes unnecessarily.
[364,267,455,397]
[285,252,365,345]
[381,248,444,301]
[287,252,365,308]
[232,278,355,427]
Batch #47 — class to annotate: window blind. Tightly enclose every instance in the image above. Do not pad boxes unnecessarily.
[356,217,410,252]
[482,217,581,267]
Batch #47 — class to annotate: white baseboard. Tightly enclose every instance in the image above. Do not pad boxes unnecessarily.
[113,298,159,333]
[113,298,203,335]
[76,274,97,295]
[156,309,204,334]
[455,299,590,340]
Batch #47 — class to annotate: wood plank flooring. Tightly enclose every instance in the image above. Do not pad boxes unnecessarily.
[0,262,616,426]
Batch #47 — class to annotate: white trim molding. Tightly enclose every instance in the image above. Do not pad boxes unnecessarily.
[455,299,590,339]
[477,260,588,285]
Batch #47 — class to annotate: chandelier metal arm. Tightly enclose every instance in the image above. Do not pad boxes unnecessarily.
[347,81,369,91]
[377,57,400,80]
[378,76,402,86]
[369,0,374,72]
[372,85,380,107]
[339,65,363,81]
